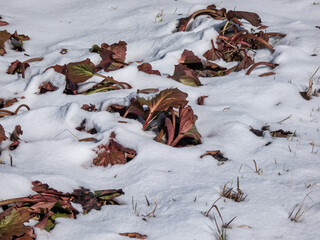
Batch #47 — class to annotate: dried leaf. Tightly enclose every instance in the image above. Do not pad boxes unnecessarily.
[81,77,121,94]
[170,64,202,87]
[0,30,11,56]
[60,48,67,55]
[81,104,97,112]
[10,31,29,52]
[10,125,23,142]
[3,98,18,108]
[66,58,96,83]
[0,21,9,26]
[119,232,147,239]
[226,10,261,27]
[7,60,30,78]
[137,63,161,75]
[200,150,228,161]
[203,40,224,61]
[270,129,293,138]
[93,132,137,167]
[250,127,264,137]
[235,53,254,72]
[39,82,57,94]
[0,124,7,143]
[197,96,208,105]
[138,88,188,130]
[179,49,203,69]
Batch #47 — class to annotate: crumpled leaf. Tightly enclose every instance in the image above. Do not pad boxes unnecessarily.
[81,104,97,112]
[138,88,188,130]
[93,132,137,167]
[96,41,127,72]
[9,125,23,150]
[39,82,58,94]
[235,52,254,72]
[119,232,147,239]
[0,30,11,56]
[137,63,161,75]
[7,60,30,78]
[226,10,261,27]
[66,58,96,83]
[0,124,7,143]
[170,64,202,87]
[200,150,228,161]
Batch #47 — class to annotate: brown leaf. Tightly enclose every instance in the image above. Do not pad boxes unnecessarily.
[60,48,67,54]
[200,150,228,161]
[45,64,67,75]
[250,127,264,137]
[0,21,9,26]
[179,49,203,69]
[3,98,18,108]
[10,125,23,142]
[0,124,7,143]
[93,132,137,167]
[81,104,97,112]
[7,60,30,78]
[270,129,293,138]
[0,30,11,56]
[39,82,58,94]
[235,53,254,72]
[226,10,261,27]
[138,88,188,130]
[197,96,208,105]
[203,40,224,61]
[170,64,202,87]
[10,31,29,52]
[119,232,147,239]
[137,63,161,75]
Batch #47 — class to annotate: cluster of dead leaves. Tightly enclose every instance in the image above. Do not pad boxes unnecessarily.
[250,125,294,138]
[0,181,124,239]
[171,4,285,87]
[107,88,202,147]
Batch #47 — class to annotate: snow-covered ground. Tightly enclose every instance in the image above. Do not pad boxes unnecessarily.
[1,0,320,239]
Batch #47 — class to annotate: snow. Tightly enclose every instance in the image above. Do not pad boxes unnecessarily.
[1,0,320,239]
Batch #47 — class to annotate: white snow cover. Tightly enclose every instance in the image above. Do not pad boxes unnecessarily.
[1,0,320,239]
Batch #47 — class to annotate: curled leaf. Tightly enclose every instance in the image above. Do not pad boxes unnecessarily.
[226,10,261,27]
[200,150,228,161]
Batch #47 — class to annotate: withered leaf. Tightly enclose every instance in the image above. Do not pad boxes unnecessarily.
[235,53,254,72]
[93,132,137,167]
[81,77,122,94]
[203,40,224,61]
[10,31,29,52]
[66,58,96,83]
[39,82,58,94]
[250,127,264,137]
[138,88,188,130]
[7,60,30,78]
[170,64,202,87]
[81,104,97,112]
[10,125,23,142]
[0,124,7,142]
[200,150,228,161]
[226,10,261,27]
[119,232,147,239]
[197,96,208,105]
[179,49,203,69]
[270,129,293,138]
[137,63,161,75]
[0,21,9,26]
[0,30,11,56]
[3,98,18,108]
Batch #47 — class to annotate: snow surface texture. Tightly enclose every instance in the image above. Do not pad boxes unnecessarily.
[1,0,320,239]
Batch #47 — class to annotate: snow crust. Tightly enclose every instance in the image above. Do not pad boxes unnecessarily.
[1,0,320,239]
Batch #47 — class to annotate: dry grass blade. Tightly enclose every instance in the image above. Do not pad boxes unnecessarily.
[289,191,318,222]
[220,178,247,202]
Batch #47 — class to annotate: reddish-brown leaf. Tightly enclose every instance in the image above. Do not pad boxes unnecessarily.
[93,132,137,167]
[3,98,18,108]
[39,82,58,94]
[7,60,30,78]
[200,150,228,161]
[197,96,208,105]
[119,233,147,239]
[0,21,9,26]
[226,10,261,27]
[138,88,188,130]
[203,40,224,61]
[10,31,29,52]
[66,58,96,83]
[60,48,67,54]
[179,49,203,69]
[0,124,7,143]
[0,30,10,56]
[81,104,97,112]
[137,63,161,75]
[10,125,23,142]
[235,53,254,72]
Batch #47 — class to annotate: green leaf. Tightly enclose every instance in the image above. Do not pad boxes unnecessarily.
[66,58,96,83]
[90,44,101,53]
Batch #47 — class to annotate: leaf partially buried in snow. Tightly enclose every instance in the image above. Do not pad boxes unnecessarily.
[197,96,208,105]
[226,10,261,27]
[179,49,203,69]
[138,88,188,130]
[93,132,137,167]
[0,30,11,56]
[7,60,30,78]
[66,58,96,83]
[170,64,202,87]
[119,232,147,239]
[0,124,7,143]
[137,63,161,75]
[10,31,30,52]
[270,129,294,138]
[200,150,228,161]
[203,40,224,61]
[39,82,58,94]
